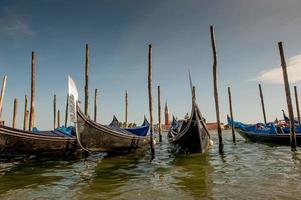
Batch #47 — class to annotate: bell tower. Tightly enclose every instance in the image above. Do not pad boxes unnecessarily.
[165,101,171,128]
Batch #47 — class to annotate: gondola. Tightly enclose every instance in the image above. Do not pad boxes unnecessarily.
[142,115,150,126]
[228,116,301,145]
[109,115,150,136]
[68,76,150,153]
[0,125,78,158]
[236,129,301,145]
[167,87,211,153]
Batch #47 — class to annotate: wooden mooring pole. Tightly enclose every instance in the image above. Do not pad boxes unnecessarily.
[294,86,300,125]
[278,41,297,150]
[210,25,223,152]
[12,98,17,128]
[65,94,69,127]
[227,87,236,143]
[84,44,89,116]
[258,84,267,124]
[148,44,155,159]
[125,90,128,128]
[57,110,60,128]
[25,110,29,131]
[29,51,36,131]
[53,94,56,129]
[0,75,7,119]
[93,89,98,122]
[157,85,162,142]
[23,95,28,130]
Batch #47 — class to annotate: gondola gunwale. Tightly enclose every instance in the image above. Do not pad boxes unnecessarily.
[0,125,76,142]
[0,125,78,158]
[236,128,301,145]
[77,108,146,140]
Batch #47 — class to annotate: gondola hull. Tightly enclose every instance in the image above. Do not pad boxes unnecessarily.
[237,129,301,145]
[167,97,211,153]
[0,126,78,158]
[76,109,150,153]
[168,120,210,153]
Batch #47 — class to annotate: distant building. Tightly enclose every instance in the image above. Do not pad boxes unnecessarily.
[206,122,224,130]
[164,101,171,129]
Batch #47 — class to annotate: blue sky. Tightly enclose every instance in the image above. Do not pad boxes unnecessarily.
[0,0,301,129]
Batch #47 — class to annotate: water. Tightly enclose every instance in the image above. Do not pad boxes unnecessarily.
[0,130,301,200]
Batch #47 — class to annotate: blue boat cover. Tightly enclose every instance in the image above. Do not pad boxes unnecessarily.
[55,126,75,136]
[108,115,149,136]
[227,116,277,134]
[125,125,149,136]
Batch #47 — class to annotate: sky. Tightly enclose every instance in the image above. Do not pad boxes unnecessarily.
[0,0,301,129]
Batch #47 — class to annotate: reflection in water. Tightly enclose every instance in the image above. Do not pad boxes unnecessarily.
[0,131,301,199]
[172,153,213,199]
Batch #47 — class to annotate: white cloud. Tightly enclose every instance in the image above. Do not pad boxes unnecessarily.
[0,14,35,37]
[254,54,301,84]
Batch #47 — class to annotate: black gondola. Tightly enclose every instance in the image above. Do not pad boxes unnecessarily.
[236,129,301,145]
[0,125,77,158]
[75,107,150,153]
[68,76,150,154]
[167,87,211,153]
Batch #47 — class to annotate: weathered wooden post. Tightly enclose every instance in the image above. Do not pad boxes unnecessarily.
[258,84,267,124]
[94,88,98,122]
[84,43,89,116]
[278,41,297,149]
[53,94,56,129]
[227,87,236,143]
[157,85,162,142]
[210,25,223,152]
[25,110,29,130]
[29,51,36,131]
[148,44,155,159]
[0,75,7,118]
[23,95,28,130]
[65,94,69,127]
[125,90,128,128]
[57,110,60,128]
[12,98,17,128]
[294,86,300,124]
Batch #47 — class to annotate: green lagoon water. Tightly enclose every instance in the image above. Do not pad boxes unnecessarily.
[0,130,301,199]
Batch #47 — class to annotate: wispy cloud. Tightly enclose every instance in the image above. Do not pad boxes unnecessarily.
[254,54,301,84]
[0,14,35,37]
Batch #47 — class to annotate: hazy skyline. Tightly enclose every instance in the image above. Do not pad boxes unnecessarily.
[1,0,301,129]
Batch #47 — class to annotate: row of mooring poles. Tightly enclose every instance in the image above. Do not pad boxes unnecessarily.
[25,44,95,130]
[210,26,298,152]
[3,32,298,155]
[245,42,297,150]
[6,53,33,130]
